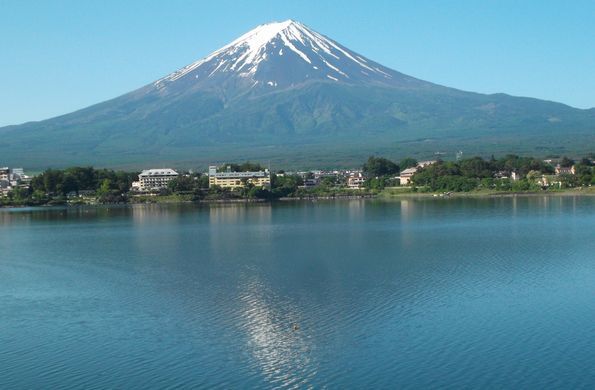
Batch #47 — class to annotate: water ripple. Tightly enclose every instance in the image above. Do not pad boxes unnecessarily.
[1,198,594,388]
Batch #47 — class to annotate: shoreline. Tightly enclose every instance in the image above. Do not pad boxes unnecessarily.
[1,189,594,209]
[378,189,595,199]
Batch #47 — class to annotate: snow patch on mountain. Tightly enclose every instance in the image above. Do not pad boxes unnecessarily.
[154,19,397,91]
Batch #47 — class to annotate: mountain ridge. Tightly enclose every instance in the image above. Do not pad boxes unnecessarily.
[1,20,593,169]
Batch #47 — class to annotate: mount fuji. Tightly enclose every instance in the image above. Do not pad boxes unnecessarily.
[151,20,428,93]
[1,20,593,168]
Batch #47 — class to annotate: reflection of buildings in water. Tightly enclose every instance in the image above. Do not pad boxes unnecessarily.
[540,195,548,210]
[208,204,273,260]
[131,203,183,225]
[130,205,189,262]
[399,200,416,248]
[238,275,316,387]
[0,211,21,250]
[0,210,16,226]
[0,208,74,226]
[207,203,272,225]
[346,199,365,222]
[400,199,413,223]
[572,195,577,214]
[342,200,367,248]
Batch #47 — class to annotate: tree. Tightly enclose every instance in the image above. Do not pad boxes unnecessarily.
[168,175,195,192]
[320,176,336,188]
[41,169,64,195]
[97,179,111,197]
[197,175,210,189]
[271,174,302,197]
[558,173,579,188]
[365,177,388,191]
[573,163,592,185]
[362,156,399,177]
[459,157,493,178]
[511,179,531,191]
[65,167,97,190]
[248,186,271,199]
[31,189,48,203]
[399,158,417,170]
[526,170,541,181]
[559,156,575,167]
[62,174,79,195]
[495,155,552,176]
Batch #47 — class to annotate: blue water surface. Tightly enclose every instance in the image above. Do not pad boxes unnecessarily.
[1,197,594,388]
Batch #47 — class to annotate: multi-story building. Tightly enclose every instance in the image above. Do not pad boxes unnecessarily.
[399,161,437,186]
[302,178,320,188]
[9,168,29,186]
[208,166,270,189]
[399,167,418,186]
[555,165,575,175]
[0,167,9,181]
[347,172,366,189]
[133,168,179,191]
[0,167,31,196]
[0,179,10,197]
[10,168,24,178]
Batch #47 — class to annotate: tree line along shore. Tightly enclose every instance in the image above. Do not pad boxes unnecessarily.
[1,154,594,207]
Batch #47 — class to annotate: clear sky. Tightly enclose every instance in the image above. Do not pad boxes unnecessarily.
[1,0,594,127]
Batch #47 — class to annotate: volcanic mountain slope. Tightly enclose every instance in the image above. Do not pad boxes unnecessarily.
[150,20,432,94]
[1,20,593,168]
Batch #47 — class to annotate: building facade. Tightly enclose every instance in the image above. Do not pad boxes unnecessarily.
[398,161,437,186]
[134,168,179,191]
[555,165,575,175]
[347,172,365,189]
[0,167,30,196]
[417,160,437,168]
[0,168,9,182]
[208,166,270,189]
[399,167,418,186]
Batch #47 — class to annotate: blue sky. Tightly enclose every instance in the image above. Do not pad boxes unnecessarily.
[1,0,594,126]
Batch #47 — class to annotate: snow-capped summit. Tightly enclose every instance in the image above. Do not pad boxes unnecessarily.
[153,19,422,95]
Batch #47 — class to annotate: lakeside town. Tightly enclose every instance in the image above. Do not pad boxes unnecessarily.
[1,154,594,206]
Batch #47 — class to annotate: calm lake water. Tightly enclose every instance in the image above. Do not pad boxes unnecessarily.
[1,197,594,388]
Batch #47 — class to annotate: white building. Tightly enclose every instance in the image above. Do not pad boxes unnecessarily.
[9,168,29,186]
[10,168,24,178]
[417,160,437,168]
[0,167,30,196]
[134,168,179,191]
[347,172,366,189]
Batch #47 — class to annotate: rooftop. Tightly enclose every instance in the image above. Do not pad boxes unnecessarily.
[400,167,418,175]
[139,168,179,176]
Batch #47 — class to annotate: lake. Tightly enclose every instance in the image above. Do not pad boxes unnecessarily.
[1,197,594,388]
